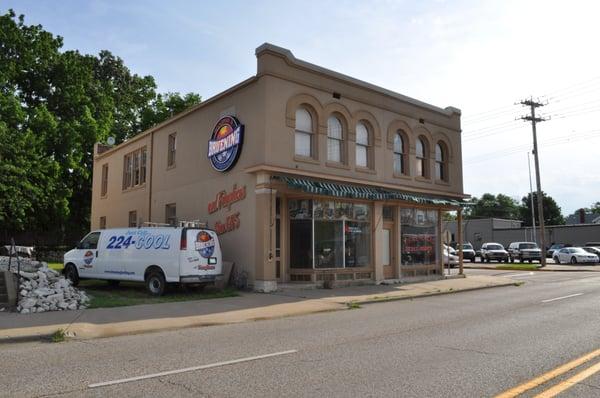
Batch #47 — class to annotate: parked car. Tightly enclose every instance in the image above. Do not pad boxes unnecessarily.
[547,243,571,258]
[480,242,509,263]
[442,245,459,267]
[459,243,476,262]
[0,245,34,258]
[585,242,600,248]
[553,247,599,265]
[583,246,600,258]
[63,227,223,295]
[507,242,542,263]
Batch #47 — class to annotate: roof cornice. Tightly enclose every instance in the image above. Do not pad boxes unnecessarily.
[255,43,461,118]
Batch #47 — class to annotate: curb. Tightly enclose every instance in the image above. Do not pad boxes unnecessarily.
[0,279,516,344]
[350,281,517,305]
[464,266,600,273]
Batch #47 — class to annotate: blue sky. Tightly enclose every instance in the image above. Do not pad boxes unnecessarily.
[4,0,600,215]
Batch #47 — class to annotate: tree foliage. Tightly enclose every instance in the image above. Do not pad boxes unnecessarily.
[0,10,201,240]
[520,192,565,226]
[464,193,521,220]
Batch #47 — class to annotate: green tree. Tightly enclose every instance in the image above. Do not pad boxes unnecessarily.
[0,10,201,241]
[591,202,600,215]
[520,192,565,226]
[465,193,521,220]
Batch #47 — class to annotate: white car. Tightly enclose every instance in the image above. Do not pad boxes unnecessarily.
[553,247,599,265]
[442,245,459,267]
[64,227,223,295]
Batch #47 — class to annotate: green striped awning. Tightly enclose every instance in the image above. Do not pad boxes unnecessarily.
[275,175,468,207]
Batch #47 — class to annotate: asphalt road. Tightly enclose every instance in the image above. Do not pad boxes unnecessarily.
[2,269,600,398]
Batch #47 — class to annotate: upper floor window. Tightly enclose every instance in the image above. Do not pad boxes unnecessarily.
[393,132,405,175]
[128,210,137,228]
[295,108,313,157]
[416,138,427,178]
[327,116,343,163]
[123,147,147,190]
[435,142,448,181]
[355,122,370,168]
[165,203,177,226]
[168,133,176,167]
[101,164,108,196]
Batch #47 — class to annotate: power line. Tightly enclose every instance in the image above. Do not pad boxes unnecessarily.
[463,130,600,163]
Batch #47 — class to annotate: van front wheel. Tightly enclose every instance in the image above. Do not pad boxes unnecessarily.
[64,264,79,286]
[145,271,166,296]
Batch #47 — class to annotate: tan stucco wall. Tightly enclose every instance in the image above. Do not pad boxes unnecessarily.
[258,48,463,198]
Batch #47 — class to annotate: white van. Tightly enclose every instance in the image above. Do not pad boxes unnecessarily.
[63,227,222,295]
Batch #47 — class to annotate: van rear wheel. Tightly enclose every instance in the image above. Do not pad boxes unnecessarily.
[145,271,166,296]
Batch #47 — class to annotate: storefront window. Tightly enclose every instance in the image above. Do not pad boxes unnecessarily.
[289,199,372,269]
[314,220,343,268]
[289,199,313,269]
[400,208,438,266]
[345,221,370,267]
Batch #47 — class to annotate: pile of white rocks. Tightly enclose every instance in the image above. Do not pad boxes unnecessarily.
[0,256,89,314]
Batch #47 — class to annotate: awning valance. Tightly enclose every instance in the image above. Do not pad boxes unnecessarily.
[274,175,469,207]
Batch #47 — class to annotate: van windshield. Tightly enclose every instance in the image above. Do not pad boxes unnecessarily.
[487,244,503,250]
[462,244,473,250]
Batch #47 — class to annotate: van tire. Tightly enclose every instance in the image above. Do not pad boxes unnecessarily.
[107,280,120,287]
[145,269,166,296]
[64,264,79,286]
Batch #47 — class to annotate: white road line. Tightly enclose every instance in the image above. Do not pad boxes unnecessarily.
[502,272,535,278]
[541,293,584,303]
[88,349,298,388]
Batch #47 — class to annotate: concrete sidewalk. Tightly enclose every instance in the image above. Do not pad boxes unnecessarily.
[0,274,515,343]
[463,262,600,272]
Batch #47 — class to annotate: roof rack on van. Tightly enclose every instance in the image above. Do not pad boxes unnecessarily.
[142,222,171,227]
[179,220,207,228]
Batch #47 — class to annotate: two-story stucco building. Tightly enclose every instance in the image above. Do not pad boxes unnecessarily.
[91,43,468,292]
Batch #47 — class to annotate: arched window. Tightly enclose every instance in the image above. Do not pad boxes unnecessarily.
[327,116,343,163]
[416,137,427,177]
[393,132,405,175]
[355,122,370,168]
[435,142,447,181]
[295,108,313,157]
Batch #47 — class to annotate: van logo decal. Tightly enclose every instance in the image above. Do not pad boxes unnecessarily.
[207,116,244,172]
[83,250,94,265]
[195,231,215,258]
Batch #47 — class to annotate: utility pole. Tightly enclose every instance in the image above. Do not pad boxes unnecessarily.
[519,98,548,266]
[527,151,537,244]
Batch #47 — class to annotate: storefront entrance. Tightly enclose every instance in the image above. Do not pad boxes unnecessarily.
[383,222,395,279]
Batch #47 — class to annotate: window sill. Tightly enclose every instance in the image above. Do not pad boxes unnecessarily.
[355,166,376,175]
[122,183,146,193]
[167,163,176,170]
[325,161,350,170]
[100,194,107,199]
[392,173,411,180]
[415,176,431,183]
[434,179,450,186]
[293,155,320,165]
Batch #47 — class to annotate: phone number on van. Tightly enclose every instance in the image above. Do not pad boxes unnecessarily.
[106,234,171,250]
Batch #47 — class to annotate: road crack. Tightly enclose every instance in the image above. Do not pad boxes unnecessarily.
[159,377,207,396]
[434,345,502,357]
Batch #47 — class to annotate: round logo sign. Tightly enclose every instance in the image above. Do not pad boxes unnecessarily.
[195,231,215,258]
[207,116,244,172]
[83,250,94,265]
